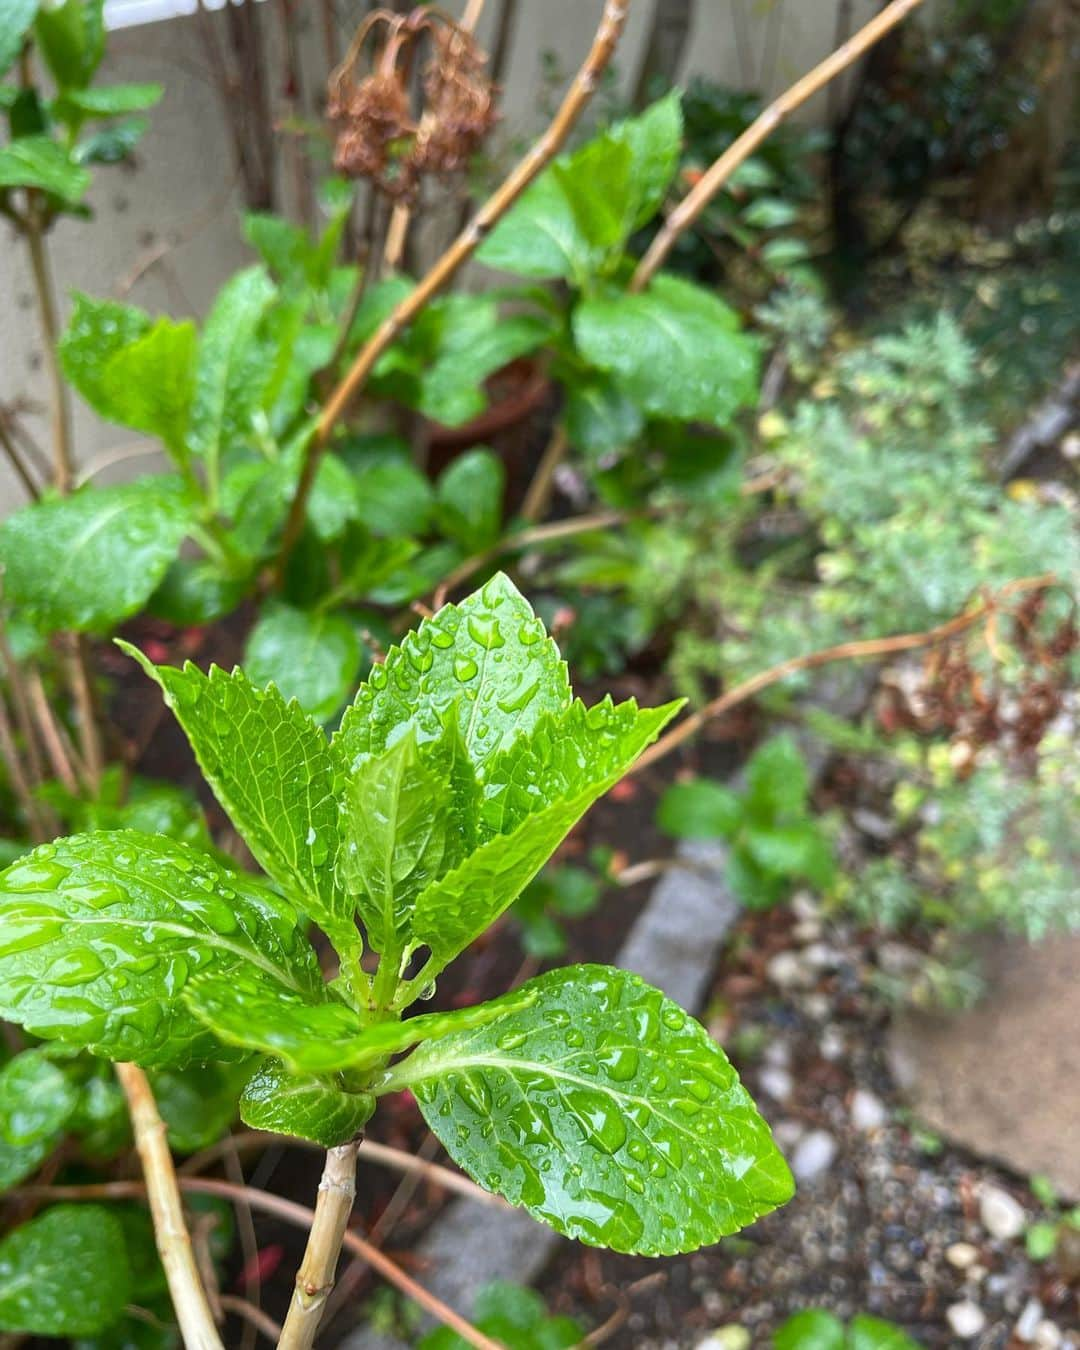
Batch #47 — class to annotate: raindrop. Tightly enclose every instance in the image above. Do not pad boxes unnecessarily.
[453,657,478,683]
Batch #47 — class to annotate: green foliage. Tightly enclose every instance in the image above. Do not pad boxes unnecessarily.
[0,1204,130,1336]
[0,134,89,201]
[0,1,38,79]
[0,481,192,633]
[775,1310,923,1350]
[0,1049,78,1190]
[389,962,793,1253]
[512,862,603,957]
[418,1282,583,1350]
[0,578,790,1252]
[658,736,834,908]
[243,603,365,722]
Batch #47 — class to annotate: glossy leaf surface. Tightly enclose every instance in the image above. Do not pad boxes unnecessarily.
[0,480,191,633]
[0,831,322,1066]
[243,603,363,722]
[121,648,351,943]
[392,964,794,1254]
[574,273,759,426]
[239,1061,374,1148]
[0,1050,78,1191]
[0,1205,130,1336]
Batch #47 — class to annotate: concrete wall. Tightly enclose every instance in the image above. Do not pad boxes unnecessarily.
[0,0,891,508]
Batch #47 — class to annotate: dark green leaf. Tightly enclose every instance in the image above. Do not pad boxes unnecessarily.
[74,114,149,165]
[239,1061,374,1148]
[419,1282,583,1350]
[0,135,89,202]
[742,196,801,230]
[120,649,352,948]
[0,0,37,79]
[147,558,246,627]
[0,480,191,633]
[774,1310,846,1350]
[0,830,322,1066]
[350,460,434,537]
[436,448,505,549]
[244,603,363,722]
[0,1205,130,1335]
[574,273,759,426]
[564,373,643,456]
[745,735,810,820]
[152,1061,247,1153]
[0,1050,78,1192]
[744,823,834,889]
[657,779,743,840]
[391,964,794,1254]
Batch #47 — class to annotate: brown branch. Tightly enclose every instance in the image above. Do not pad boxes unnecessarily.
[519,425,569,523]
[0,691,45,842]
[25,664,84,794]
[630,0,927,291]
[274,0,631,583]
[222,1141,260,1350]
[23,206,74,492]
[218,1295,281,1345]
[19,1177,502,1350]
[0,414,41,501]
[114,1064,225,1350]
[630,573,1058,775]
[278,1142,358,1350]
[64,634,105,791]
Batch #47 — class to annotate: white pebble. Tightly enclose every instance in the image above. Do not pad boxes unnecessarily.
[946,1301,987,1339]
[1015,1299,1044,1341]
[759,1067,794,1103]
[773,1120,805,1148]
[792,918,823,942]
[766,950,813,989]
[1034,1322,1063,1350]
[946,1241,979,1270]
[850,1088,888,1131]
[979,1183,1027,1240]
[820,1027,846,1061]
[791,1129,838,1182]
[696,1330,750,1350]
[802,941,842,969]
[791,890,820,921]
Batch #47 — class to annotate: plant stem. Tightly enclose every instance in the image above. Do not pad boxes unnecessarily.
[23,206,74,493]
[114,1064,225,1350]
[630,0,927,290]
[65,634,105,792]
[519,425,569,523]
[277,1143,358,1350]
[0,413,41,500]
[21,1176,502,1350]
[274,0,631,584]
[631,572,1058,774]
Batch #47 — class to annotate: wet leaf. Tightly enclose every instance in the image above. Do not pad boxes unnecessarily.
[244,603,363,722]
[239,1061,374,1148]
[0,831,322,1066]
[0,1205,130,1336]
[0,1050,78,1192]
[390,964,794,1254]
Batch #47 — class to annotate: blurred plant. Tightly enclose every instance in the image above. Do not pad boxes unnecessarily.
[511,861,604,958]
[657,735,835,908]
[1025,1174,1080,1268]
[418,1281,584,1350]
[775,1308,924,1349]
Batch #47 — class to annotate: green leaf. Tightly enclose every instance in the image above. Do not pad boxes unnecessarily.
[60,292,151,416]
[564,373,643,456]
[239,1061,374,1148]
[848,1315,925,1350]
[390,964,793,1254]
[478,96,682,282]
[741,196,801,230]
[0,830,322,1067]
[152,1061,247,1153]
[339,726,478,959]
[574,273,759,426]
[414,302,551,427]
[0,0,37,79]
[95,318,196,459]
[334,573,571,779]
[419,1282,583,1350]
[55,81,162,118]
[1025,1221,1059,1261]
[406,696,679,973]
[188,972,532,1073]
[33,0,104,89]
[74,114,149,165]
[244,212,312,284]
[0,135,89,203]
[744,823,834,889]
[244,603,363,723]
[120,648,351,946]
[657,779,743,840]
[745,735,810,820]
[0,1205,130,1336]
[350,460,434,537]
[147,558,246,627]
[774,1310,846,1350]
[188,266,277,470]
[0,1050,78,1192]
[436,448,505,549]
[0,480,192,633]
